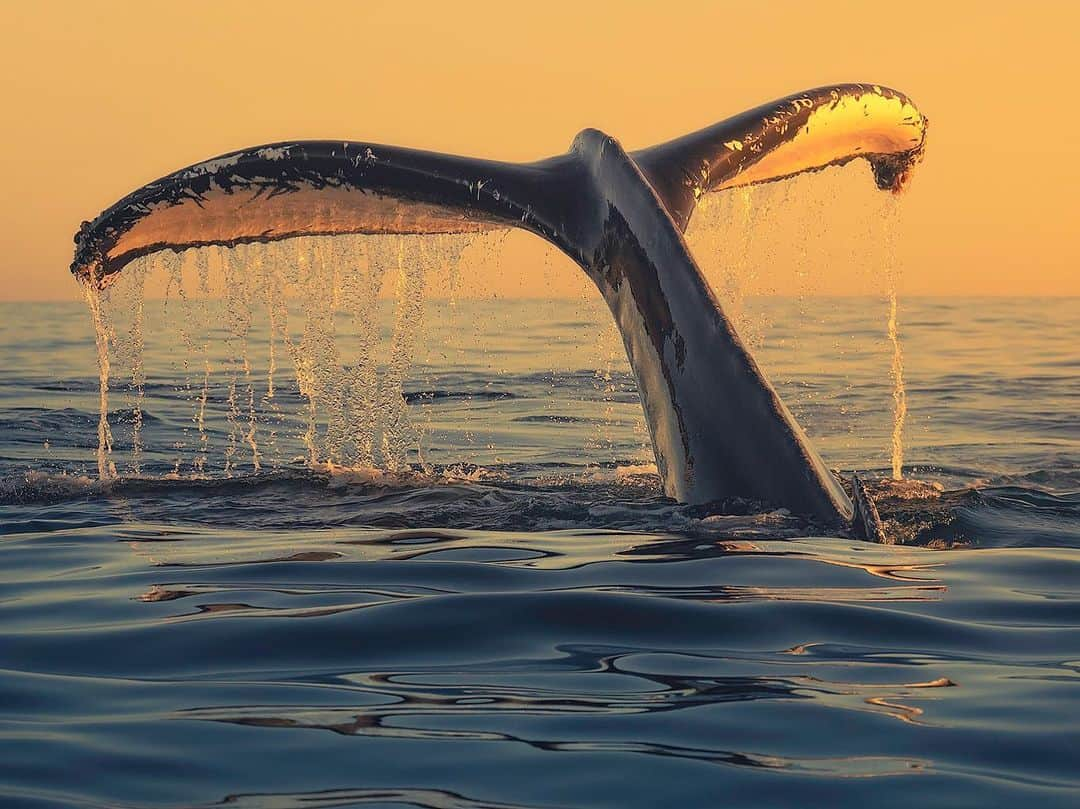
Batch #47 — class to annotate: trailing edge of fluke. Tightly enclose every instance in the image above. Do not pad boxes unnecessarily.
[71,83,928,527]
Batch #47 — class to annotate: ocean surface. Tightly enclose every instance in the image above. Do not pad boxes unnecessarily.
[1,295,1078,808]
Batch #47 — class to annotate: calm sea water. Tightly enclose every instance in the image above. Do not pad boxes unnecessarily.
[1,296,1078,808]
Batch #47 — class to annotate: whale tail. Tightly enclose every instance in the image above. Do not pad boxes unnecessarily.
[71,84,927,525]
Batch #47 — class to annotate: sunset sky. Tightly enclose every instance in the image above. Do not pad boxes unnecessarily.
[0,1,1076,300]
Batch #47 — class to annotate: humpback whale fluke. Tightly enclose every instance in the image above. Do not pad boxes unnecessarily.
[71,83,927,526]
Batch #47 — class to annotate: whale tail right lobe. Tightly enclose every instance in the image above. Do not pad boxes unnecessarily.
[633,83,926,233]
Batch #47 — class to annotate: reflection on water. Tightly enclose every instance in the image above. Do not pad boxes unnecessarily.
[201,787,551,809]
[184,650,957,739]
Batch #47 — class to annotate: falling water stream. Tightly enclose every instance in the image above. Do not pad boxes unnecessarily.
[82,274,117,479]
[81,232,495,480]
[881,200,908,480]
[888,290,908,479]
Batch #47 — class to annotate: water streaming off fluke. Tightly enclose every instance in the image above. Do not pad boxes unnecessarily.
[81,231,496,478]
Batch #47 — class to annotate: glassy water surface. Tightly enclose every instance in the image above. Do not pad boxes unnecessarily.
[1,296,1077,808]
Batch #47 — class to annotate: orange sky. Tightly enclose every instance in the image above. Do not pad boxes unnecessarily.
[0,1,1077,300]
